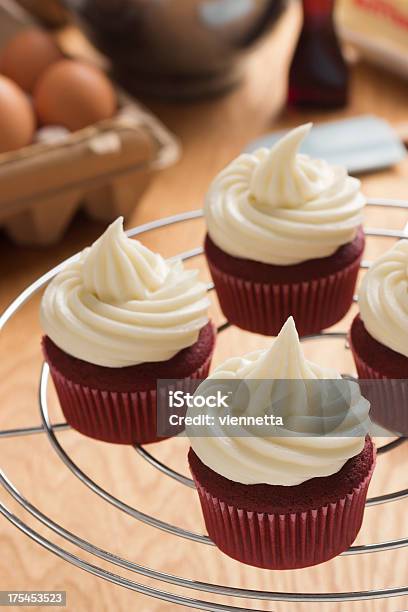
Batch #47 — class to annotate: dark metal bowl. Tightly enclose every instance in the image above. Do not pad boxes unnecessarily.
[64,0,287,98]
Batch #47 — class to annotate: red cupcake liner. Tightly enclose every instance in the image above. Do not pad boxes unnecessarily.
[208,256,361,336]
[48,353,213,445]
[349,342,408,435]
[191,461,375,570]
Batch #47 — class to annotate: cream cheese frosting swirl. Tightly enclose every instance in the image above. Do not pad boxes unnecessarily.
[358,240,408,358]
[41,217,210,367]
[186,317,370,486]
[205,123,365,265]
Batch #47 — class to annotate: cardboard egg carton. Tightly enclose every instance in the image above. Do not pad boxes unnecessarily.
[0,104,180,245]
[0,1,180,245]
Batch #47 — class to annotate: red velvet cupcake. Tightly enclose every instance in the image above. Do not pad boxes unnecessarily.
[349,240,408,434]
[41,217,215,444]
[43,322,215,444]
[186,318,375,569]
[189,437,375,569]
[205,229,364,336]
[204,124,366,336]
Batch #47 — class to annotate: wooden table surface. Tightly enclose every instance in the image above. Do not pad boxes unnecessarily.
[1,5,408,612]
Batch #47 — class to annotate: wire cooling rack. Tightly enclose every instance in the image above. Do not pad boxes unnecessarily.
[1,198,408,611]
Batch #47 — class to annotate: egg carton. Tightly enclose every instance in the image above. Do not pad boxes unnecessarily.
[0,1,180,246]
[0,102,180,245]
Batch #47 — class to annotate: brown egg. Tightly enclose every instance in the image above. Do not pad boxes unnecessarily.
[34,60,117,131]
[0,27,62,93]
[0,76,35,154]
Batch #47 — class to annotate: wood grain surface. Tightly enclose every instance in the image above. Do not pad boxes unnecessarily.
[0,5,407,612]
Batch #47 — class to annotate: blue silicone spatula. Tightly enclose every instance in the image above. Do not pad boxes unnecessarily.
[246,115,406,175]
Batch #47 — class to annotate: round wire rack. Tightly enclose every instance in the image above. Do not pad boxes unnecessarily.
[1,197,408,611]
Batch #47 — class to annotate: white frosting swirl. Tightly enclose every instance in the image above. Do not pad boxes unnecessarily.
[186,317,370,486]
[205,124,365,265]
[41,217,210,367]
[358,240,408,358]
